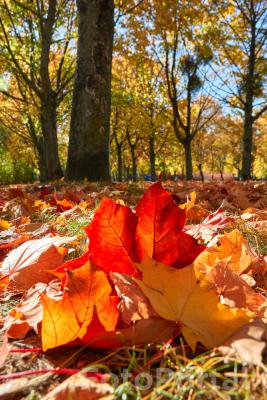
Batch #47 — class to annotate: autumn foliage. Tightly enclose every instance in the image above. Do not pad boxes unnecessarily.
[1,182,266,364]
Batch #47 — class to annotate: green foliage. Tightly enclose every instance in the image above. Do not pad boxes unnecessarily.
[0,126,36,183]
[0,145,36,183]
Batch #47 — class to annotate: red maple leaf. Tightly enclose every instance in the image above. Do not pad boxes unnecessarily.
[85,198,138,276]
[135,182,205,268]
[85,182,204,274]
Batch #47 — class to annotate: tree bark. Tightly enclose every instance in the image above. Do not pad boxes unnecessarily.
[197,163,204,182]
[130,146,137,182]
[184,138,193,180]
[40,95,63,180]
[66,0,114,181]
[116,143,123,181]
[39,0,63,181]
[149,136,156,181]
[241,10,256,181]
[241,103,254,180]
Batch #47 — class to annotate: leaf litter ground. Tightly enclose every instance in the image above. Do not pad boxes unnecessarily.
[0,180,266,399]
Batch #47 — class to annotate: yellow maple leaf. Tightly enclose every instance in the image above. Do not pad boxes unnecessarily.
[0,219,11,230]
[135,257,252,350]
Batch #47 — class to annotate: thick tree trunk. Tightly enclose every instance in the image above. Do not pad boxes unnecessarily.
[184,139,193,180]
[149,136,156,181]
[66,0,114,181]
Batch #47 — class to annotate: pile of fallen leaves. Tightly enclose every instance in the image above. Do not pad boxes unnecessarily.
[0,181,266,398]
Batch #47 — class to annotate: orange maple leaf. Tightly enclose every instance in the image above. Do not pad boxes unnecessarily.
[41,261,119,351]
[194,229,256,276]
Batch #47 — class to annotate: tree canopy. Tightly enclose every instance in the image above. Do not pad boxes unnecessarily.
[0,0,266,182]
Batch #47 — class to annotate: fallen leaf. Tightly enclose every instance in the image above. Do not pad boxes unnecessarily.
[2,197,33,218]
[241,208,267,222]
[110,272,158,325]
[194,229,256,276]
[17,222,50,237]
[80,313,179,348]
[184,207,234,243]
[1,236,74,290]
[135,257,251,350]
[186,204,207,223]
[56,198,75,211]
[218,318,267,365]
[0,334,11,368]
[0,373,54,400]
[41,262,119,351]
[135,182,204,268]
[0,225,32,251]
[204,263,265,313]
[85,198,138,275]
[4,282,62,339]
[42,373,114,400]
[179,191,196,211]
[0,219,10,230]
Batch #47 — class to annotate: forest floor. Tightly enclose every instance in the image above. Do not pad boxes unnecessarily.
[0,180,266,399]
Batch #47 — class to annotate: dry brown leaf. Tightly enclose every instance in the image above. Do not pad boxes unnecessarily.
[42,373,114,400]
[110,272,158,325]
[218,318,267,365]
[17,222,50,236]
[204,263,265,313]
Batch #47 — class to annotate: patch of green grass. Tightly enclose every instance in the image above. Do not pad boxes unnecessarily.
[80,344,266,400]
[0,296,20,317]
[126,183,145,196]
[236,219,267,256]
[57,214,93,237]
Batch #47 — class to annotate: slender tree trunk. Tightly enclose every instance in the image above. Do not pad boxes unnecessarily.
[116,143,123,181]
[242,104,254,180]
[184,138,193,180]
[241,15,256,181]
[149,136,156,181]
[40,95,63,180]
[125,165,130,180]
[36,136,46,182]
[130,146,137,182]
[197,163,204,182]
[66,0,114,181]
[220,168,224,182]
[39,0,63,181]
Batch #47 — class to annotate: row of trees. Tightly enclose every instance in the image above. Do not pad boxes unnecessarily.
[0,0,266,182]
